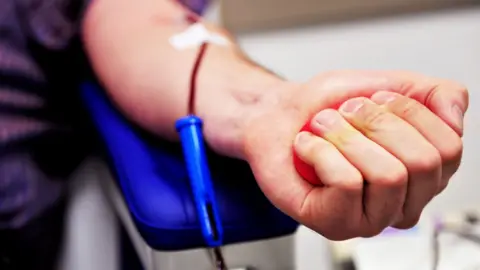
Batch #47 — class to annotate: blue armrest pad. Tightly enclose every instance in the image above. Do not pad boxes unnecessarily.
[80,82,298,251]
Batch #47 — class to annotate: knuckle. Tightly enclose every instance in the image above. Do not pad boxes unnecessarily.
[396,98,424,118]
[440,136,463,164]
[331,129,358,148]
[450,81,469,101]
[438,80,469,108]
[343,170,365,191]
[307,138,329,157]
[326,169,364,191]
[373,164,408,186]
[409,149,442,173]
[458,84,469,100]
[460,86,470,106]
[362,109,391,131]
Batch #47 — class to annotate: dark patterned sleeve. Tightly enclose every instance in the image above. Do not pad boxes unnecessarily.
[18,0,91,49]
[0,0,90,229]
[180,0,211,15]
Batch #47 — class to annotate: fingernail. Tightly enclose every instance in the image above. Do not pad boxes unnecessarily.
[295,131,312,147]
[452,104,464,129]
[372,91,397,105]
[339,98,365,114]
[313,109,341,131]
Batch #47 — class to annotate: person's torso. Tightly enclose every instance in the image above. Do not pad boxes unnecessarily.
[0,0,90,228]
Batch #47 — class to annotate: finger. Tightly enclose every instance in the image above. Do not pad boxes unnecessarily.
[371,91,463,194]
[363,71,469,135]
[414,78,468,137]
[310,109,407,235]
[299,186,364,241]
[294,131,363,190]
[338,97,442,228]
[294,131,366,240]
[308,71,469,135]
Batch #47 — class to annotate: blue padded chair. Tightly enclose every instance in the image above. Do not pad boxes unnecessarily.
[80,81,298,252]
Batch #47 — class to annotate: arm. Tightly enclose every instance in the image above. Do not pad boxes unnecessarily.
[81,0,292,159]
[81,0,469,240]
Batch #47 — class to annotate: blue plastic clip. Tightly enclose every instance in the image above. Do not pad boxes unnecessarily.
[175,115,224,247]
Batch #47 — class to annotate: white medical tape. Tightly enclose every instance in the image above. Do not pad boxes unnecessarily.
[169,23,230,50]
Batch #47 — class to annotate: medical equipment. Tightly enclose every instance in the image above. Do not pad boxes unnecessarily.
[169,23,229,49]
[80,80,298,270]
[175,40,227,268]
[166,1,229,266]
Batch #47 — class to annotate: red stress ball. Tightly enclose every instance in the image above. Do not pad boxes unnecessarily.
[293,121,323,186]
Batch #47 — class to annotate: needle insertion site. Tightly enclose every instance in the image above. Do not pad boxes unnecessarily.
[171,3,227,268]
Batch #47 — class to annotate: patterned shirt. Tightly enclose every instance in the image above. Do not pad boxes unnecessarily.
[0,0,209,229]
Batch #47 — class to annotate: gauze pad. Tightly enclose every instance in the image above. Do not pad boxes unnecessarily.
[169,23,229,50]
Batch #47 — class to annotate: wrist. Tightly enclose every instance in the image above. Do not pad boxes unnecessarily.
[197,50,300,159]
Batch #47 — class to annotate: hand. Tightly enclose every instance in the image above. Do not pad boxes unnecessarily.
[243,70,468,240]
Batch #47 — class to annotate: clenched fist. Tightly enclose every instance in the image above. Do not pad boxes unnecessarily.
[243,71,468,240]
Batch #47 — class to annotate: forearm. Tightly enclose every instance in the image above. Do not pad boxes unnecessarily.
[81,0,287,158]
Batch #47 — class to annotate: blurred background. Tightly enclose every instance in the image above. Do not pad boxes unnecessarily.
[62,1,480,270]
